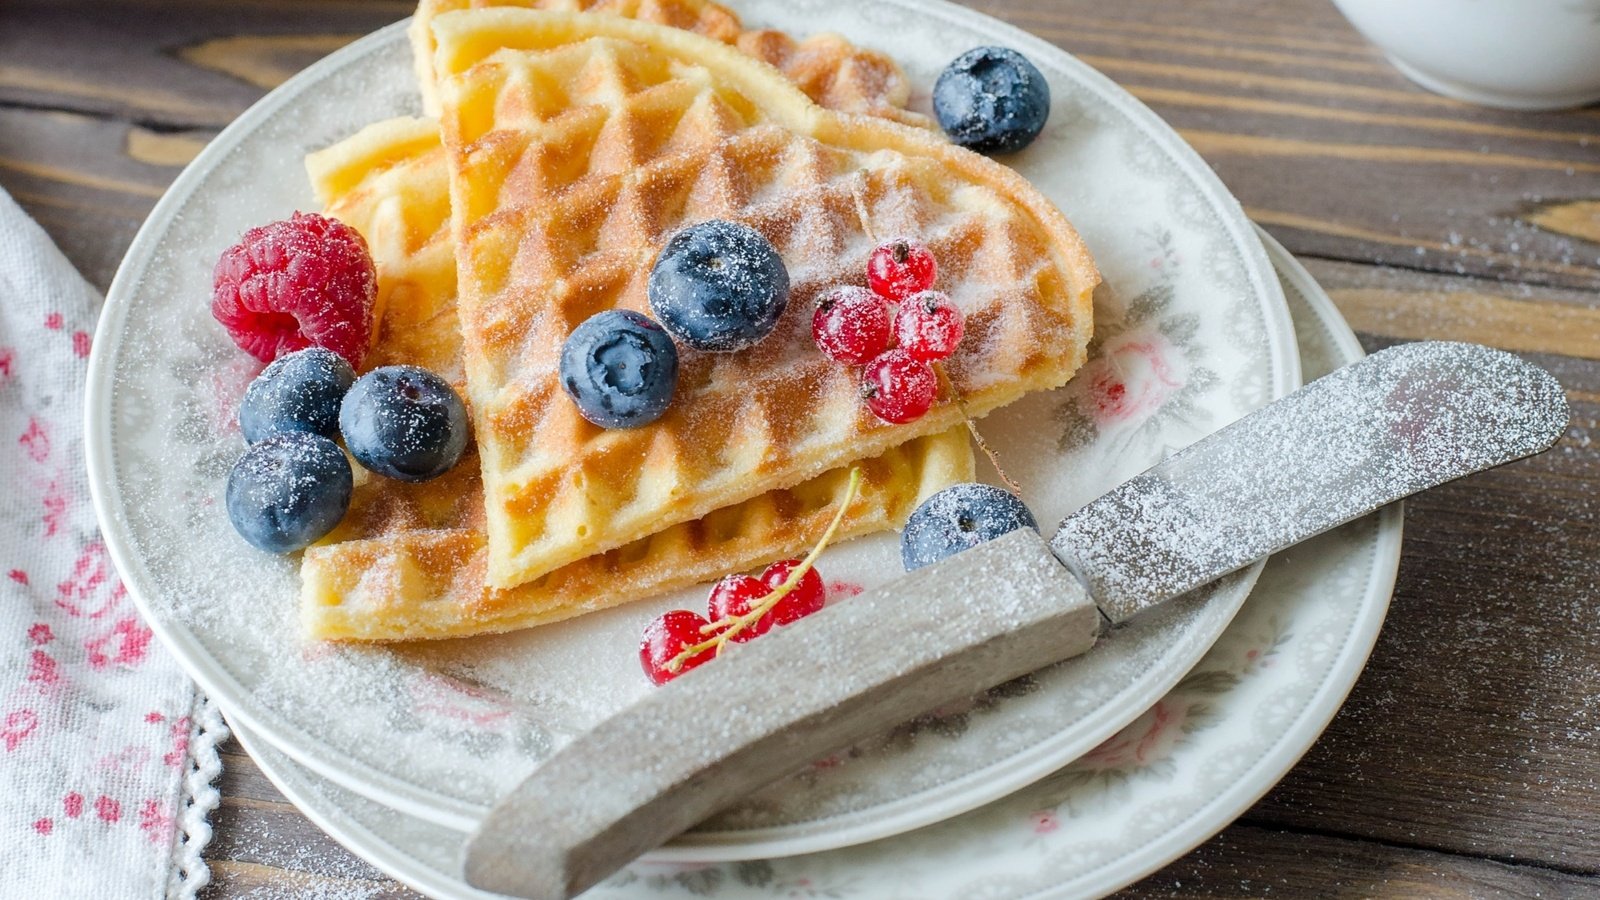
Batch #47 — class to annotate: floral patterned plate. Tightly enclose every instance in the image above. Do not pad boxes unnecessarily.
[230,231,1399,899]
[84,0,1298,860]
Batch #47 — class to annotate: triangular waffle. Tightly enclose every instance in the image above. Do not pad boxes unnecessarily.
[300,118,971,639]
[409,0,927,126]
[434,9,1099,590]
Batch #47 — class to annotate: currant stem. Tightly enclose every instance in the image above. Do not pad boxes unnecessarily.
[933,364,1023,496]
[666,467,864,672]
[850,178,879,244]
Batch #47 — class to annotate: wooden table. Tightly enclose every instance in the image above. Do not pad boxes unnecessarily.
[4,0,1596,895]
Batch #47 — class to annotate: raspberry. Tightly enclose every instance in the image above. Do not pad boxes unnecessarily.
[707,575,772,643]
[894,290,965,361]
[861,349,938,424]
[212,212,377,368]
[812,286,892,364]
[866,238,936,301]
[759,559,826,626]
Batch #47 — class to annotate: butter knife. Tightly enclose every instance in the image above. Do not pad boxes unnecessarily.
[463,341,1568,898]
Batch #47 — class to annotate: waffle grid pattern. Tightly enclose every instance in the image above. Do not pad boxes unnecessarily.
[299,74,973,640]
[435,10,1097,589]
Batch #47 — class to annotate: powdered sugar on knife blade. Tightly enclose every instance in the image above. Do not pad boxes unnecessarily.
[1053,341,1568,623]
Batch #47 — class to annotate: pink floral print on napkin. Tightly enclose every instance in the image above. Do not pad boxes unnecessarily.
[0,187,207,895]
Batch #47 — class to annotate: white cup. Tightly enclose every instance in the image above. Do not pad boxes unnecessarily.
[1331,0,1600,110]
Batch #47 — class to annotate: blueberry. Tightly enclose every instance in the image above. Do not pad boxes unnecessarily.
[933,46,1051,155]
[238,347,356,443]
[226,432,353,553]
[560,309,679,429]
[648,220,789,352]
[339,365,470,481]
[900,483,1039,571]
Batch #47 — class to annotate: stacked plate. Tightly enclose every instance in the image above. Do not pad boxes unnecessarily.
[84,1,1403,897]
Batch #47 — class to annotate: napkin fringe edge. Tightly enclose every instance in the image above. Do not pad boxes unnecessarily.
[166,693,228,900]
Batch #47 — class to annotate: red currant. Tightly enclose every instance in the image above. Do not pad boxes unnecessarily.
[707,574,773,643]
[639,609,714,685]
[866,238,937,301]
[812,286,892,365]
[861,349,938,424]
[894,290,965,361]
[759,559,826,626]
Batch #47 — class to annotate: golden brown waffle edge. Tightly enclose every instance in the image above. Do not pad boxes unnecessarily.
[409,0,926,126]
[302,430,972,641]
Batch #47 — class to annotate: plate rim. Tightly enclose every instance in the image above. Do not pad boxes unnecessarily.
[674,0,1302,852]
[84,17,490,834]
[1049,227,1400,900]
[223,230,1400,900]
[83,0,1303,861]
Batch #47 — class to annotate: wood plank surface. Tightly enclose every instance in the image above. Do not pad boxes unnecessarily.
[1115,823,1600,898]
[0,107,189,288]
[207,746,424,898]
[0,0,406,127]
[977,0,1600,293]
[0,0,1596,896]
[6,0,1599,292]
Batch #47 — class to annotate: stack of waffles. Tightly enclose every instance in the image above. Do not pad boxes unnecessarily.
[300,0,1098,642]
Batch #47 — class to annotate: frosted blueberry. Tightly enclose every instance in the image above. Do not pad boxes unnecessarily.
[238,346,356,443]
[901,483,1038,571]
[339,365,470,481]
[648,220,789,352]
[226,432,353,553]
[933,46,1051,155]
[560,309,679,429]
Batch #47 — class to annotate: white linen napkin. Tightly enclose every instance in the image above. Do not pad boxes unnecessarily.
[0,187,226,898]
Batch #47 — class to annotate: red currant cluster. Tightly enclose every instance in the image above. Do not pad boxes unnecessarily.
[640,558,826,685]
[812,239,966,424]
[638,468,862,685]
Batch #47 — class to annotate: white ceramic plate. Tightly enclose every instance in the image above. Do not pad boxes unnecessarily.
[230,231,1399,899]
[84,0,1298,860]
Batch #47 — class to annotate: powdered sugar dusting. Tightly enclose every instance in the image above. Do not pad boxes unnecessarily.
[1055,342,1568,622]
[86,1,1297,843]
[467,529,1099,895]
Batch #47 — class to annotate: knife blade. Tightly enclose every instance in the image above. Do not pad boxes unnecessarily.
[463,341,1568,899]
